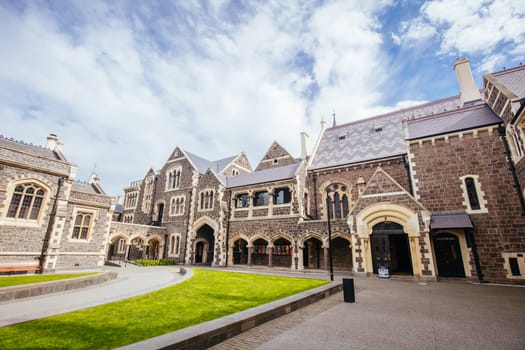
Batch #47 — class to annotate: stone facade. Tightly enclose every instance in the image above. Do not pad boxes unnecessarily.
[0,135,114,272]
[112,60,524,284]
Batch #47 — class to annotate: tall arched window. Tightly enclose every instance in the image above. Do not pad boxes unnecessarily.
[7,183,46,220]
[167,168,181,190]
[460,175,487,213]
[465,177,480,210]
[326,183,350,219]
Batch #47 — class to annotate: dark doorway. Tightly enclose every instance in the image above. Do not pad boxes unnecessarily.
[303,238,323,269]
[233,239,248,264]
[195,241,204,263]
[273,238,292,267]
[433,233,465,277]
[195,224,215,265]
[252,238,268,265]
[332,237,352,269]
[371,222,413,275]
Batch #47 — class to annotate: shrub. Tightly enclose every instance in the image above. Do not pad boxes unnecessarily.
[134,259,178,266]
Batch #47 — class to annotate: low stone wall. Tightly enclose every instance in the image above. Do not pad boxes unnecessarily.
[118,281,343,350]
[0,271,118,302]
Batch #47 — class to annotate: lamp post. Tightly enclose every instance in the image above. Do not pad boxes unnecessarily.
[326,186,335,281]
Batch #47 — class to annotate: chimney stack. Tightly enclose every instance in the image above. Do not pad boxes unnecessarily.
[300,132,310,160]
[46,133,63,152]
[454,58,481,105]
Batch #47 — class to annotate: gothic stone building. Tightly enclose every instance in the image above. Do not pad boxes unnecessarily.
[113,59,524,284]
[0,134,114,272]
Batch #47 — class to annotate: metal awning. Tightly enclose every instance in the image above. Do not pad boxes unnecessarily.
[430,213,473,230]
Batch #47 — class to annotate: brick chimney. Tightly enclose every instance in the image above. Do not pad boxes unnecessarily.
[454,58,481,105]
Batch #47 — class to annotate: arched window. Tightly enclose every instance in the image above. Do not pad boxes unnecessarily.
[72,212,93,240]
[326,183,350,219]
[199,190,214,210]
[7,183,46,220]
[167,168,182,190]
[465,177,480,210]
[460,175,487,213]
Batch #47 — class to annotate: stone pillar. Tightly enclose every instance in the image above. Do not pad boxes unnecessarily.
[324,247,329,271]
[248,247,253,266]
[124,244,130,261]
[268,246,273,267]
[142,244,148,259]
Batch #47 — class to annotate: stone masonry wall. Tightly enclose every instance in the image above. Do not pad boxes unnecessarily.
[409,127,525,283]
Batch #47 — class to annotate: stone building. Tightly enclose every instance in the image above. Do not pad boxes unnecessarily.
[0,134,114,272]
[115,59,524,284]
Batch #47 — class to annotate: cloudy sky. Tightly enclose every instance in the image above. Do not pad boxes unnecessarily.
[1,0,524,196]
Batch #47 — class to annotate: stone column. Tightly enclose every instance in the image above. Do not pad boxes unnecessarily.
[324,247,329,271]
[268,246,273,267]
[124,244,130,261]
[248,246,253,266]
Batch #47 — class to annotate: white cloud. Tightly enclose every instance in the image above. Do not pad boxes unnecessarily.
[3,0,518,197]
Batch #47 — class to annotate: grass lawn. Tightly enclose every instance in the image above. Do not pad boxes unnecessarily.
[0,269,328,349]
[0,272,99,288]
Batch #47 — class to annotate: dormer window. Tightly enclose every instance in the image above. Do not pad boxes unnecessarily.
[232,169,239,176]
[373,125,383,132]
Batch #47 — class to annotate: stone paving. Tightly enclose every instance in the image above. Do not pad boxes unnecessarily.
[210,276,525,350]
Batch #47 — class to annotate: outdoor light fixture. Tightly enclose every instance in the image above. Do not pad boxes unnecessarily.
[325,185,335,281]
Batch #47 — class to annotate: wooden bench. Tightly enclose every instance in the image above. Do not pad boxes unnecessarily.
[0,261,40,274]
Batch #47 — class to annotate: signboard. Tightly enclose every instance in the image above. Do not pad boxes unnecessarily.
[378,265,390,278]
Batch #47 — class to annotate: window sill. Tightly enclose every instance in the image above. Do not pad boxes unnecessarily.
[1,218,42,228]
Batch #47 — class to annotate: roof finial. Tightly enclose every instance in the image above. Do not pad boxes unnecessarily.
[332,110,336,127]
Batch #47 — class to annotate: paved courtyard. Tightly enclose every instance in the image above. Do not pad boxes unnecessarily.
[210,276,525,350]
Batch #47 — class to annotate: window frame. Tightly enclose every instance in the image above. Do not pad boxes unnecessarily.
[3,180,49,226]
[253,191,269,207]
[273,187,292,205]
[169,195,186,216]
[198,189,215,211]
[70,207,97,241]
[460,175,488,214]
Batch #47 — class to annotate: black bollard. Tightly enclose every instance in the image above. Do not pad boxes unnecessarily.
[343,278,355,303]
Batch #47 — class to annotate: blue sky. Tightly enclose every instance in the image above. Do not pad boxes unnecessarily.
[1,0,524,196]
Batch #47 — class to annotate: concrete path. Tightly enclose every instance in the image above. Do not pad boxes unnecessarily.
[210,276,525,350]
[0,264,190,327]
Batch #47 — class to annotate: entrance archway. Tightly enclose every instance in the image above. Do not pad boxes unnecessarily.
[252,238,268,265]
[371,222,413,275]
[233,238,248,264]
[433,233,465,277]
[128,237,145,261]
[303,237,324,269]
[332,237,352,269]
[273,238,292,267]
[147,239,161,260]
[195,224,214,264]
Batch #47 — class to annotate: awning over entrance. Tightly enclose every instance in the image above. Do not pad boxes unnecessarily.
[430,213,473,230]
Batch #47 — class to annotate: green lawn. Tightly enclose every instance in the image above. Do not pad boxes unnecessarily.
[0,269,328,349]
[0,272,99,288]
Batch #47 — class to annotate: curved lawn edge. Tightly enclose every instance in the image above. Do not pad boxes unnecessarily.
[118,280,342,350]
[0,269,329,350]
[0,272,114,302]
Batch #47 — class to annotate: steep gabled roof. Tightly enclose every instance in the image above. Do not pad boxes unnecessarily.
[184,150,238,175]
[226,162,300,188]
[407,104,501,140]
[255,141,297,171]
[488,65,525,100]
[309,96,463,170]
[0,135,65,161]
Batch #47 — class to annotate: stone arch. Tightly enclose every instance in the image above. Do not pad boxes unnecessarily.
[431,229,471,278]
[270,233,295,247]
[230,234,249,265]
[298,232,324,248]
[355,203,431,278]
[229,234,250,248]
[248,234,270,247]
[193,215,219,233]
